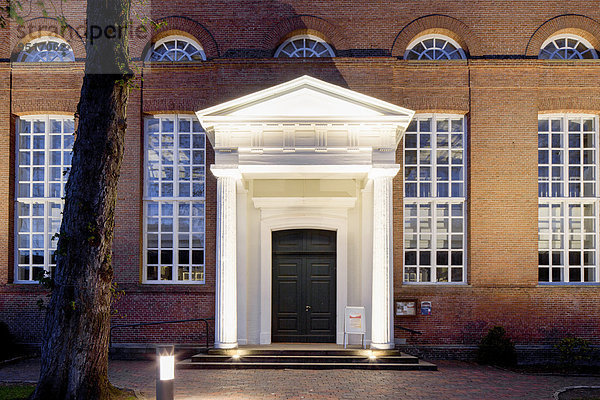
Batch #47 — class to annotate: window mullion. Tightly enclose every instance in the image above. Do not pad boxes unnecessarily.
[597,116,600,283]
[432,199,437,282]
[430,117,437,282]
[173,117,179,282]
[44,116,50,277]
[563,200,568,283]
[173,199,178,282]
[596,200,600,282]
[563,123,569,283]
[432,116,437,197]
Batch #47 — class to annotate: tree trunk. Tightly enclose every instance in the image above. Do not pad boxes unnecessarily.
[32,1,131,399]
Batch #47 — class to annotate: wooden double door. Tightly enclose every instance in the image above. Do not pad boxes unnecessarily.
[272,229,336,343]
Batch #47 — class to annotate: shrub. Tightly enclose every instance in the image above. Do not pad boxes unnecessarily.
[555,337,592,368]
[476,326,517,367]
[0,321,20,361]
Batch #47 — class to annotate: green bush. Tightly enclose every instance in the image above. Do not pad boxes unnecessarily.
[0,384,35,400]
[555,336,592,368]
[476,326,517,367]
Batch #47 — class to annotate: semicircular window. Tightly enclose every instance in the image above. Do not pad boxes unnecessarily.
[17,36,75,62]
[405,35,466,60]
[539,35,598,60]
[275,35,335,58]
[148,36,206,62]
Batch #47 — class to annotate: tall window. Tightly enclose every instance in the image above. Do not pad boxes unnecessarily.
[539,35,598,60]
[17,36,75,62]
[403,115,466,283]
[16,116,74,282]
[274,35,335,58]
[538,115,599,283]
[144,116,206,283]
[404,34,466,60]
[147,36,206,62]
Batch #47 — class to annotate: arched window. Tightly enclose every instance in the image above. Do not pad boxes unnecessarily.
[17,36,74,62]
[274,35,335,58]
[539,35,598,60]
[404,34,466,60]
[147,36,206,62]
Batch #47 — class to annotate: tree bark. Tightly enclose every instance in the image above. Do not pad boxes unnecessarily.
[32,1,132,399]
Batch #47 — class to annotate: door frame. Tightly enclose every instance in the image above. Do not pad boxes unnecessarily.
[271,230,337,343]
[258,206,349,345]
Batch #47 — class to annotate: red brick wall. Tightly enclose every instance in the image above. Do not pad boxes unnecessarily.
[0,65,11,285]
[0,1,599,351]
[394,287,600,346]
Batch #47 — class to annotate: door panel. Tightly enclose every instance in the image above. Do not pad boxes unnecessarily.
[273,230,303,253]
[306,230,336,252]
[272,230,336,343]
[272,257,303,338]
[306,256,336,341]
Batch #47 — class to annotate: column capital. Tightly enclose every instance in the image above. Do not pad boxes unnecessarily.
[368,165,400,179]
[211,165,243,180]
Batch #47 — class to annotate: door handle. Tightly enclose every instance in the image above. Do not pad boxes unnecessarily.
[305,305,311,312]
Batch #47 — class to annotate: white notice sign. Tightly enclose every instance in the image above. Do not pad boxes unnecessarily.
[344,306,366,334]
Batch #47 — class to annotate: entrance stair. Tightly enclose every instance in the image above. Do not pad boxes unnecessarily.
[178,344,436,370]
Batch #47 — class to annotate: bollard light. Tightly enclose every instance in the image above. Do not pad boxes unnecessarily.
[156,345,175,400]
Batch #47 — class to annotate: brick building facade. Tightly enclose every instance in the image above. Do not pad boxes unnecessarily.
[0,1,599,359]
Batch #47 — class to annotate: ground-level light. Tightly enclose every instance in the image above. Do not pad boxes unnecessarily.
[157,345,175,400]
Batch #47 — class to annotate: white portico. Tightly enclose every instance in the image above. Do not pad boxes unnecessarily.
[196,76,414,349]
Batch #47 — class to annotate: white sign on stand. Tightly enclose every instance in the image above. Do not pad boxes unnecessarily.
[344,306,366,349]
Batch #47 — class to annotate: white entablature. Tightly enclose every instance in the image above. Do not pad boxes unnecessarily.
[196,75,415,159]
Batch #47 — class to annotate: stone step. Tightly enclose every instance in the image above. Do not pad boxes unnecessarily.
[207,348,402,357]
[190,354,420,364]
[178,359,438,371]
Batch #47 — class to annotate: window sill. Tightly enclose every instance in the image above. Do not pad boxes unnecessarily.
[401,282,471,287]
[537,282,600,287]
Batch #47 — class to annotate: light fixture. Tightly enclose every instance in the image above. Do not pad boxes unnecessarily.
[232,353,241,360]
[369,351,377,360]
[156,345,175,400]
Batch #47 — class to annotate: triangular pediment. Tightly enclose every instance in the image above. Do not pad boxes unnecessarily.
[196,75,414,123]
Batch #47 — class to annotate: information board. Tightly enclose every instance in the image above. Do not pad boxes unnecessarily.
[344,306,366,334]
[396,300,417,316]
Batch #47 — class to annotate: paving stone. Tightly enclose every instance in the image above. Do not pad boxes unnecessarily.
[1,358,599,399]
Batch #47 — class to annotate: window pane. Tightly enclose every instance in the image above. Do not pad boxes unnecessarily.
[16,117,73,281]
[404,115,466,283]
[144,117,206,283]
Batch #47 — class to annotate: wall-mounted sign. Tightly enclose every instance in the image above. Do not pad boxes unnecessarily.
[396,300,417,316]
[421,301,432,316]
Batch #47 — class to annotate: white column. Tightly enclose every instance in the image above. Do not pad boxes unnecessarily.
[370,167,398,350]
[213,168,241,349]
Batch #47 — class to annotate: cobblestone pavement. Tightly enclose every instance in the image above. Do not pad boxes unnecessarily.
[1,358,599,399]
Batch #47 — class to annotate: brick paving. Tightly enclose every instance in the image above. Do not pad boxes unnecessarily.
[1,358,599,399]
